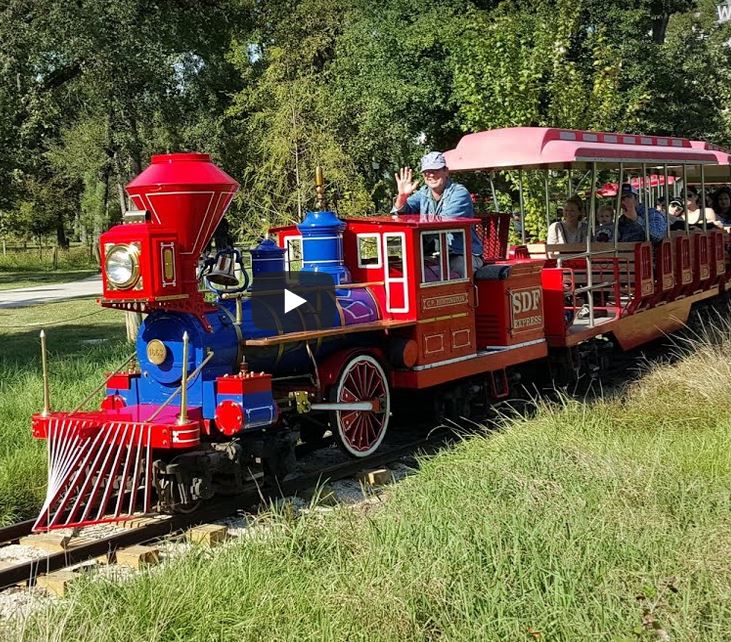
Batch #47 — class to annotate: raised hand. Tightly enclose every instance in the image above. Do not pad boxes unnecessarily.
[394,167,419,197]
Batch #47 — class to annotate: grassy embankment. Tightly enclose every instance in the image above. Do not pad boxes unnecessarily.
[0,245,98,290]
[10,317,731,641]
[0,299,127,524]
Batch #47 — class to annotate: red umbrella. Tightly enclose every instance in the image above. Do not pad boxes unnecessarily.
[596,175,678,197]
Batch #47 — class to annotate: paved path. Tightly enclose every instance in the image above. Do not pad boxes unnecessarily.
[0,275,103,309]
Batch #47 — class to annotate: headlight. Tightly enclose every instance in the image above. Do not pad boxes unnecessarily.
[105,244,140,289]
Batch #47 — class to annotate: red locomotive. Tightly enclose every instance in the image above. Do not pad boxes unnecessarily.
[30,128,731,531]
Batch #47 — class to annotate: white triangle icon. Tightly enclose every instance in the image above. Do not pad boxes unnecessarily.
[284,288,307,314]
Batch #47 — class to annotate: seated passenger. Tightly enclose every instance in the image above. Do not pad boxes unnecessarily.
[547,196,588,245]
[712,187,731,228]
[667,198,686,230]
[594,204,615,242]
[617,184,667,243]
[393,152,484,276]
[683,186,716,227]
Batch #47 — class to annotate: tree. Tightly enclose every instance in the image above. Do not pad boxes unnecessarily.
[326,0,473,209]
[0,0,251,246]
[227,0,372,229]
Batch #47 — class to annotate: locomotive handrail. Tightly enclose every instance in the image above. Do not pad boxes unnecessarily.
[218,281,387,301]
[555,248,617,264]
[574,280,616,295]
[244,319,415,347]
[219,291,249,300]
[331,281,386,289]
[70,352,137,413]
[147,351,215,422]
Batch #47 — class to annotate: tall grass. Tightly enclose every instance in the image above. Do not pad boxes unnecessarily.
[10,311,731,641]
[0,299,127,524]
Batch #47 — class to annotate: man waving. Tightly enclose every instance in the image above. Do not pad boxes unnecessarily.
[393,151,483,274]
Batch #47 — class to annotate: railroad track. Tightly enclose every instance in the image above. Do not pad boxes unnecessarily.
[0,431,448,591]
[0,520,35,547]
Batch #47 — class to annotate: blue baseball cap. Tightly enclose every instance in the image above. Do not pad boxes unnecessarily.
[619,183,638,198]
[420,151,447,172]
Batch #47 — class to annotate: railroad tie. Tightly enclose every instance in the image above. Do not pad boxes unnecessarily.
[358,468,393,486]
[114,545,160,569]
[18,533,75,552]
[186,524,229,547]
[35,570,79,597]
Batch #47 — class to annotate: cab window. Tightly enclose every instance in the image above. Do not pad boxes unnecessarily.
[386,235,404,274]
[420,229,468,284]
[357,233,382,268]
[422,232,442,282]
[448,231,467,279]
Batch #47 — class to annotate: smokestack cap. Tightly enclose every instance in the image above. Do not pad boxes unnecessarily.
[126,153,239,257]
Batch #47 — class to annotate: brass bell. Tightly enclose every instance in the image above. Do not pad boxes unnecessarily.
[207,254,239,286]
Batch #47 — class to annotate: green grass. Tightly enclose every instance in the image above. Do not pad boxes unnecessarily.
[0,246,98,273]
[0,298,127,524]
[9,322,731,641]
[0,270,98,291]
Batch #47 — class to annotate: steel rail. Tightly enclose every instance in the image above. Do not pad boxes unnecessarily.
[0,519,35,545]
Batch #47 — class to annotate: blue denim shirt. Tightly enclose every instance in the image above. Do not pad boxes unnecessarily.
[636,203,667,243]
[393,180,483,256]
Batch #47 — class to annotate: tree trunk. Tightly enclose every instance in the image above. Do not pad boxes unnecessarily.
[116,181,127,215]
[113,149,129,215]
[100,141,114,231]
[651,15,669,44]
[125,312,142,343]
[56,213,69,249]
[92,237,101,267]
[128,114,143,177]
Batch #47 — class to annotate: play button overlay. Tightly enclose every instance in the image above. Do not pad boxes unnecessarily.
[251,271,337,333]
[284,288,307,314]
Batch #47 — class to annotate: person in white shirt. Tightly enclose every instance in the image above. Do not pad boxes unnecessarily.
[683,186,716,226]
[547,196,588,245]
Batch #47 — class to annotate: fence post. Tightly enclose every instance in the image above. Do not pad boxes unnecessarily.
[52,247,58,270]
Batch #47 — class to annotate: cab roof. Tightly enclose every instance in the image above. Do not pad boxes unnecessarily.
[342,215,480,229]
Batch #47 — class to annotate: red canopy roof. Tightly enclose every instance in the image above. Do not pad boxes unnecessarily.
[687,141,731,183]
[443,127,721,171]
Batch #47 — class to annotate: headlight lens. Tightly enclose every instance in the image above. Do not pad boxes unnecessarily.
[105,244,140,289]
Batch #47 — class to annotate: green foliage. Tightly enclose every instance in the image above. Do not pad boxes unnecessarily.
[648,0,731,144]
[450,0,661,238]
[1,0,731,243]
[227,0,373,228]
[325,0,471,208]
[0,246,98,272]
[0,0,249,245]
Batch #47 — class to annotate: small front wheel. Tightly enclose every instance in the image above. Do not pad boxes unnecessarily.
[330,354,390,457]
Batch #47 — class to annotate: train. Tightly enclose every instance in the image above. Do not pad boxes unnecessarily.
[30,128,731,531]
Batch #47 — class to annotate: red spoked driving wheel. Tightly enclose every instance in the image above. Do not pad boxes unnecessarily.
[330,354,390,457]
